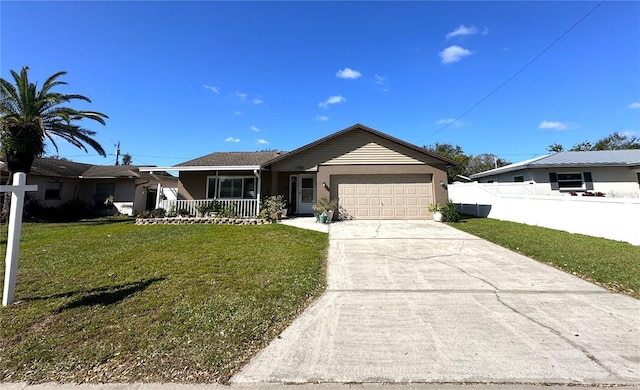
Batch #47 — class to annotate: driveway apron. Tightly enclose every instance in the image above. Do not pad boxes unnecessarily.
[232,220,640,385]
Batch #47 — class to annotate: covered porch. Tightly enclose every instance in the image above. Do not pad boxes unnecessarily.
[140,164,267,218]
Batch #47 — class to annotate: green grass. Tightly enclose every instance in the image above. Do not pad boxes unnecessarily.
[450,216,640,298]
[0,220,328,383]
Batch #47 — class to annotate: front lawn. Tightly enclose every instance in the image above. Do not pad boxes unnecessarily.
[450,216,640,298]
[0,221,328,383]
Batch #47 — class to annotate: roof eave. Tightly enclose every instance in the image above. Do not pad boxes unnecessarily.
[139,165,264,172]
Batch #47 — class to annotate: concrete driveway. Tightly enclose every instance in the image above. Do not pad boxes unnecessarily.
[232,220,640,385]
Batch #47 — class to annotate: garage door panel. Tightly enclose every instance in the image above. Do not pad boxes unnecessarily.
[336,175,434,220]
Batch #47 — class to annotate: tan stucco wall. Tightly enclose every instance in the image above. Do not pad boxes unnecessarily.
[25,176,81,208]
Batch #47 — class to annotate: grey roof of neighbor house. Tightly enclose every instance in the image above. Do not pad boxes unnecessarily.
[0,157,175,181]
[471,150,640,179]
[176,151,286,167]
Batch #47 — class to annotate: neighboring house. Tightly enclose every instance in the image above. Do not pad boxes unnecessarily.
[470,150,640,198]
[145,123,456,220]
[0,158,178,216]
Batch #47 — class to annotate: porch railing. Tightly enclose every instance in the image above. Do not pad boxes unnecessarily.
[158,199,259,218]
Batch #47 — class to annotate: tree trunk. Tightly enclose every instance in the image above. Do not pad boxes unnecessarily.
[0,173,13,223]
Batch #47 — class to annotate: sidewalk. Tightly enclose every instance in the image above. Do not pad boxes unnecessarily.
[3,383,639,390]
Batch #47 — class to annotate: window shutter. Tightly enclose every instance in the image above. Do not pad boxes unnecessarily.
[583,172,594,190]
[549,172,559,190]
[636,172,640,184]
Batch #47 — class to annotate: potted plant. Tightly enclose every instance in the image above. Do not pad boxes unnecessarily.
[312,197,338,223]
[428,203,443,222]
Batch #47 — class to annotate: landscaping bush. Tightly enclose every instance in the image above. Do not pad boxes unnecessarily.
[151,208,166,218]
[441,200,460,223]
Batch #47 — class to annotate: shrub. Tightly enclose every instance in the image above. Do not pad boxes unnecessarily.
[219,202,237,218]
[441,200,460,223]
[195,199,221,217]
[151,208,166,218]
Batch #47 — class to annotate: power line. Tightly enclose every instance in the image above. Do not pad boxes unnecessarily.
[422,0,606,141]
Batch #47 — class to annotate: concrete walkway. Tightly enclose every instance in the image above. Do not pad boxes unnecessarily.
[232,220,640,385]
[277,216,330,233]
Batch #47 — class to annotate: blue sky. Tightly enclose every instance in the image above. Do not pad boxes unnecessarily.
[2,1,639,167]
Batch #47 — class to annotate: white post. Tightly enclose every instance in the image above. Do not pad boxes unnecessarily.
[1,172,38,306]
[155,181,162,209]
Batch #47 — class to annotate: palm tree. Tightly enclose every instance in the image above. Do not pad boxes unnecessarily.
[0,66,108,220]
[0,66,108,172]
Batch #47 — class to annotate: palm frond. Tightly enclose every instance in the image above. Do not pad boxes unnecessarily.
[1,67,108,165]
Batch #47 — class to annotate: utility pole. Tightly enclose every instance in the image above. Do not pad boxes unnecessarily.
[115,141,120,165]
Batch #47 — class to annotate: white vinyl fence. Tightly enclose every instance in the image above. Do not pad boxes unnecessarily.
[449,182,640,245]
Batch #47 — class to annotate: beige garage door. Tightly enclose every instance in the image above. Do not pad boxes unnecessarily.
[335,175,433,220]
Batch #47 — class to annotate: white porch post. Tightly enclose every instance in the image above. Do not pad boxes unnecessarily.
[0,172,38,306]
[254,169,261,217]
[155,181,162,209]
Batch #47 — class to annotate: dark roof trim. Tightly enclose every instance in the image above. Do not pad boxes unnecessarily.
[261,123,458,167]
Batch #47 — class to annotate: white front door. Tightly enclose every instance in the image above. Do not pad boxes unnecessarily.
[297,174,316,214]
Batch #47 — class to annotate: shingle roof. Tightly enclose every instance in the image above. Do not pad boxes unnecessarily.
[176,151,285,167]
[0,157,169,180]
[81,165,145,178]
[28,158,92,177]
[471,150,640,179]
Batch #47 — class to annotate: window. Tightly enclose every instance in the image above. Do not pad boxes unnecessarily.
[549,172,593,191]
[206,176,256,199]
[513,176,524,182]
[95,182,116,198]
[95,182,116,207]
[557,173,583,188]
[44,182,62,200]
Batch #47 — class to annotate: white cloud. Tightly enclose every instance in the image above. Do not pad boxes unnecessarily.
[250,125,260,132]
[257,139,269,144]
[539,120,569,130]
[336,67,362,79]
[439,45,473,64]
[234,111,242,115]
[436,118,465,128]
[252,98,263,105]
[316,115,329,122]
[318,95,346,108]
[204,85,220,94]
[235,92,247,100]
[629,102,640,109]
[224,136,240,143]
[621,130,639,137]
[374,75,388,91]
[446,25,478,39]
